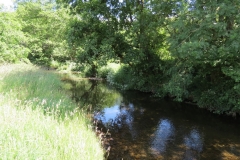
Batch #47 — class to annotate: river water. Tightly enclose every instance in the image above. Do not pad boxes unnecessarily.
[68,79,240,160]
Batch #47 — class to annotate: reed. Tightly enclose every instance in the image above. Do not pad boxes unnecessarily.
[0,64,104,160]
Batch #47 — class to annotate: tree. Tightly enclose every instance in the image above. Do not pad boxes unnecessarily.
[63,0,127,76]
[111,0,176,92]
[0,11,29,63]
[167,0,240,114]
[16,0,71,65]
[59,0,177,92]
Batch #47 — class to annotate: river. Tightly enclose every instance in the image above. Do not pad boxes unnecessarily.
[68,79,240,160]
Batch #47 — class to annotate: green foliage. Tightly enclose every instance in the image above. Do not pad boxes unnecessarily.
[95,62,120,79]
[105,63,164,95]
[2,0,240,115]
[59,0,182,99]
[0,12,29,63]
[107,64,132,90]
[16,1,71,65]
[65,0,120,76]
[166,0,240,113]
[0,0,71,65]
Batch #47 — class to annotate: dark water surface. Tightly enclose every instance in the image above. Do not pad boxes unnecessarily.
[69,80,240,160]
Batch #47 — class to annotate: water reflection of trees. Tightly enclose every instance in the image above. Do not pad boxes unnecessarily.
[69,80,121,110]
[68,81,240,159]
[95,97,164,159]
[94,92,206,159]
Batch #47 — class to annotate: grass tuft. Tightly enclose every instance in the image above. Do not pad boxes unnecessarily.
[0,64,104,160]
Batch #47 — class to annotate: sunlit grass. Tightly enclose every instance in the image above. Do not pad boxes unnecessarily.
[0,63,104,160]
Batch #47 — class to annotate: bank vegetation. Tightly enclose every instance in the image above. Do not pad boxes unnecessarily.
[0,64,104,159]
[1,0,240,116]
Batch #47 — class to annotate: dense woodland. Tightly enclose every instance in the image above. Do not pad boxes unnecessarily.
[1,0,240,116]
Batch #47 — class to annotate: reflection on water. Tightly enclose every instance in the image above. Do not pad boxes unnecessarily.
[95,103,139,140]
[184,129,203,152]
[183,129,203,160]
[70,80,240,160]
[150,119,175,155]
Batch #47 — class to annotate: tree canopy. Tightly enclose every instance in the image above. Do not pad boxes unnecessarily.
[1,0,240,115]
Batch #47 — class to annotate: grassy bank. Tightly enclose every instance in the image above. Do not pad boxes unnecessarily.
[0,64,104,160]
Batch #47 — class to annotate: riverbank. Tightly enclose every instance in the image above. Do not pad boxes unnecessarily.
[0,63,104,159]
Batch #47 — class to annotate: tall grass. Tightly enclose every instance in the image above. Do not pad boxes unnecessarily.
[0,64,104,160]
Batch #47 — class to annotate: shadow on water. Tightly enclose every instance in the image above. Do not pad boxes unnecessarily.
[69,80,240,160]
[66,79,121,111]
